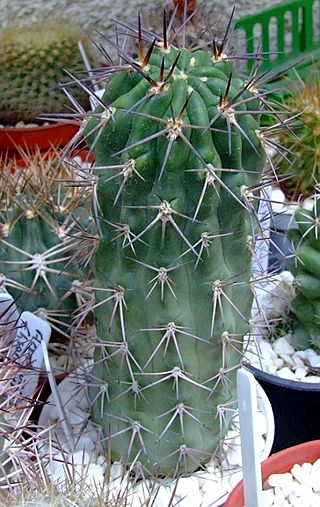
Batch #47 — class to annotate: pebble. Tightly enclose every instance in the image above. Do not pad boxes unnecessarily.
[294,350,307,360]
[307,356,320,369]
[273,336,295,356]
[263,361,281,375]
[227,470,243,490]
[291,463,312,486]
[152,485,174,507]
[201,488,228,507]
[304,349,319,360]
[267,472,294,493]
[276,366,297,381]
[109,462,125,482]
[248,272,320,384]
[294,366,308,380]
[175,477,203,507]
[281,353,295,368]
[15,121,39,128]
[71,450,93,466]
[74,436,95,455]
[255,411,268,436]
[274,357,285,369]
[256,435,267,454]
[272,487,286,505]
[292,353,306,368]
[262,460,320,506]
[259,339,279,361]
[109,474,133,501]
[262,488,276,506]
[81,463,105,492]
[198,475,222,496]
[310,460,320,492]
[222,444,242,466]
[131,480,154,506]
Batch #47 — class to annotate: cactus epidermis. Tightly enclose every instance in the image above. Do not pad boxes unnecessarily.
[0,19,91,125]
[0,151,95,334]
[83,15,269,476]
[289,198,320,351]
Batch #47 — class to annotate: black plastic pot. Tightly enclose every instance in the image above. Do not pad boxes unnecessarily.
[246,364,320,454]
[268,211,296,273]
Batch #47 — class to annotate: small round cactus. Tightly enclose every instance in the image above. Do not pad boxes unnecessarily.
[0,20,93,125]
[276,73,320,200]
[0,151,96,334]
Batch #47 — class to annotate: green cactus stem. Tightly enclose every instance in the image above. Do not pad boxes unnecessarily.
[288,197,320,352]
[81,11,278,476]
[0,151,96,335]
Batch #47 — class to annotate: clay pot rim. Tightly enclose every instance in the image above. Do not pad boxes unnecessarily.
[225,439,320,506]
[0,121,80,152]
[1,121,78,132]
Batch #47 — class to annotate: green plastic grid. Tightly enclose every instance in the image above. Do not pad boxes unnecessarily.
[235,0,320,81]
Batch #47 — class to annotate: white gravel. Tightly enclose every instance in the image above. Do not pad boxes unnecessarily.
[36,366,273,506]
[247,271,320,383]
[262,460,320,506]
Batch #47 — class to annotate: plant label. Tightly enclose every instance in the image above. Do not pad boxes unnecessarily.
[9,311,51,399]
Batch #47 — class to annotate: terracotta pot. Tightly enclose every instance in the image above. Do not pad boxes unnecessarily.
[0,122,79,154]
[225,439,320,507]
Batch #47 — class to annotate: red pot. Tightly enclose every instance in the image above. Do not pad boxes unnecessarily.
[225,440,320,506]
[0,122,79,153]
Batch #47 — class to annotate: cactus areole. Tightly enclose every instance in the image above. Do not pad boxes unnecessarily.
[85,19,267,476]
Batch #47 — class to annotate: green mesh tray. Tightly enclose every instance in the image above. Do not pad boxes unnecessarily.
[235,0,320,85]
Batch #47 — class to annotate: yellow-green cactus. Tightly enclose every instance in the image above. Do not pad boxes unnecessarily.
[0,20,92,125]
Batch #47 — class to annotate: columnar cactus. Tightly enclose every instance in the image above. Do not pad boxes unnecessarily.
[288,197,320,352]
[83,12,275,476]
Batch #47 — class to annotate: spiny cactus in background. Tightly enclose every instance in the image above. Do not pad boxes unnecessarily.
[288,196,320,352]
[0,19,93,125]
[138,0,224,55]
[0,299,109,505]
[0,151,97,336]
[275,72,320,201]
[0,298,38,491]
[78,9,283,477]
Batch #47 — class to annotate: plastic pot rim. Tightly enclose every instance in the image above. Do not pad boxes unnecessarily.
[245,362,320,393]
